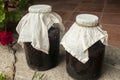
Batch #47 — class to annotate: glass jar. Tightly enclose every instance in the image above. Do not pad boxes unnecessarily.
[61,14,108,80]
[66,40,105,80]
[16,4,64,71]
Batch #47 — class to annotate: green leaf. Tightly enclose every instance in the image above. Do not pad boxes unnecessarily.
[0,2,5,23]
[0,2,4,8]
[0,22,4,28]
[17,0,33,10]
[0,73,6,80]
[0,11,5,23]
[39,74,45,80]
[32,71,37,80]
[10,0,16,2]
[14,10,23,21]
[7,10,23,22]
[0,2,4,10]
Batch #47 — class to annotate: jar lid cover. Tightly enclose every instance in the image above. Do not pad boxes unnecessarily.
[76,14,99,27]
[28,4,52,13]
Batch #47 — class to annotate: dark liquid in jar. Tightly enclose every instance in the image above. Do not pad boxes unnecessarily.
[24,27,60,71]
[66,41,105,80]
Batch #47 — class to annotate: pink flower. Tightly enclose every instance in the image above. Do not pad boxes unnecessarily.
[0,31,13,45]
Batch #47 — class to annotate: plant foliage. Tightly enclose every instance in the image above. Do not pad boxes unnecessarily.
[0,0,33,30]
[32,71,45,80]
[0,73,6,80]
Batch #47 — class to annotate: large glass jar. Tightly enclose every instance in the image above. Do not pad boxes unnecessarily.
[61,14,108,80]
[16,5,64,71]
[66,41,105,80]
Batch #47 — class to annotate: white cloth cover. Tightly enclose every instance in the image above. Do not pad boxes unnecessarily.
[16,5,65,54]
[61,14,108,63]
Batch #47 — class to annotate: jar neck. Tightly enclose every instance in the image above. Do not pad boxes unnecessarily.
[75,21,99,27]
